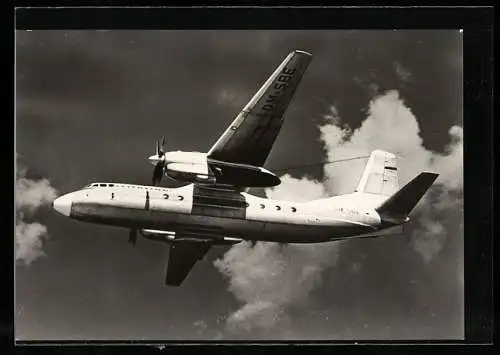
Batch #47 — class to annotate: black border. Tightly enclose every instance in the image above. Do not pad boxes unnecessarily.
[8,5,494,352]
[14,6,493,30]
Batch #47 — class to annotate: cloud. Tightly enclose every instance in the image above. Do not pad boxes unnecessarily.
[214,241,341,338]
[15,221,50,266]
[215,89,462,338]
[15,160,58,266]
[193,319,209,337]
[393,61,413,82]
[321,91,463,264]
[411,216,447,264]
[16,175,58,213]
[266,174,326,202]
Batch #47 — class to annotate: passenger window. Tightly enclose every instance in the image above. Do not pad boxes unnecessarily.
[163,194,169,199]
[260,204,265,209]
[275,205,281,211]
[291,207,297,212]
[177,196,184,201]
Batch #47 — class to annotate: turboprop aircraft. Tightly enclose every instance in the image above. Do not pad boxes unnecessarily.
[146,50,313,187]
[52,148,438,286]
[51,50,439,286]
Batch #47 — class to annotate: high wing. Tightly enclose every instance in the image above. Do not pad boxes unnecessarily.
[166,239,211,286]
[207,50,312,167]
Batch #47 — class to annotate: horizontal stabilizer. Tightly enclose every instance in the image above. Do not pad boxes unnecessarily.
[166,240,211,286]
[356,224,404,239]
[376,172,439,224]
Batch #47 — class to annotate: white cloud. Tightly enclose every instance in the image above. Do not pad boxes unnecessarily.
[15,160,58,266]
[215,240,341,336]
[16,177,58,213]
[266,174,326,202]
[15,221,49,266]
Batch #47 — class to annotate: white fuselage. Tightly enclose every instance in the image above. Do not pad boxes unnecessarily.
[53,182,392,244]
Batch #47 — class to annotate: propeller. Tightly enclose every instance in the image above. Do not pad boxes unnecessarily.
[149,136,166,186]
[152,163,164,186]
[156,136,166,158]
[128,229,138,246]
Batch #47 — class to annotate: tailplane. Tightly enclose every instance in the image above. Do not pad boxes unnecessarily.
[376,172,439,224]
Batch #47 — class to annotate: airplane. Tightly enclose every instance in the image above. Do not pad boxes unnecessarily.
[51,50,439,286]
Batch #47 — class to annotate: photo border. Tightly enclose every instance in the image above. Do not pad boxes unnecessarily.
[7,5,494,352]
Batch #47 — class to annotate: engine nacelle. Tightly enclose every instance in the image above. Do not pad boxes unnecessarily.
[140,229,241,245]
[166,162,216,185]
[140,229,176,242]
[160,151,281,188]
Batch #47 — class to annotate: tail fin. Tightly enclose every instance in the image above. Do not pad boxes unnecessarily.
[376,172,439,224]
[355,150,399,196]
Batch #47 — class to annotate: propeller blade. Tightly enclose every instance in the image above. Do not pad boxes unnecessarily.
[152,175,163,186]
[155,140,160,156]
[152,164,164,186]
[158,136,165,157]
[128,229,138,246]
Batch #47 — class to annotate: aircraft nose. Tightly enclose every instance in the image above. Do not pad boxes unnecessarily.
[52,194,72,217]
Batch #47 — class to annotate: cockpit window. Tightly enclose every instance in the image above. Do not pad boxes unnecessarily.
[99,183,107,187]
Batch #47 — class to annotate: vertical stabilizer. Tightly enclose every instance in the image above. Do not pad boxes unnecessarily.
[355,150,399,196]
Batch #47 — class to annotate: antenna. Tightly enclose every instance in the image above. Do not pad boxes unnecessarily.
[271,155,371,174]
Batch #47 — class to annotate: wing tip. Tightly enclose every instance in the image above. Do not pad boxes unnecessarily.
[420,171,440,181]
[165,278,182,287]
[293,49,312,57]
[370,149,397,159]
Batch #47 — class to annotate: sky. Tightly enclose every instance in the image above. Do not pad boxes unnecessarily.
[15,30,463,341]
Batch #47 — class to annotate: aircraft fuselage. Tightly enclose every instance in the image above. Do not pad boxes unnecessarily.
[53,182,388,244]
